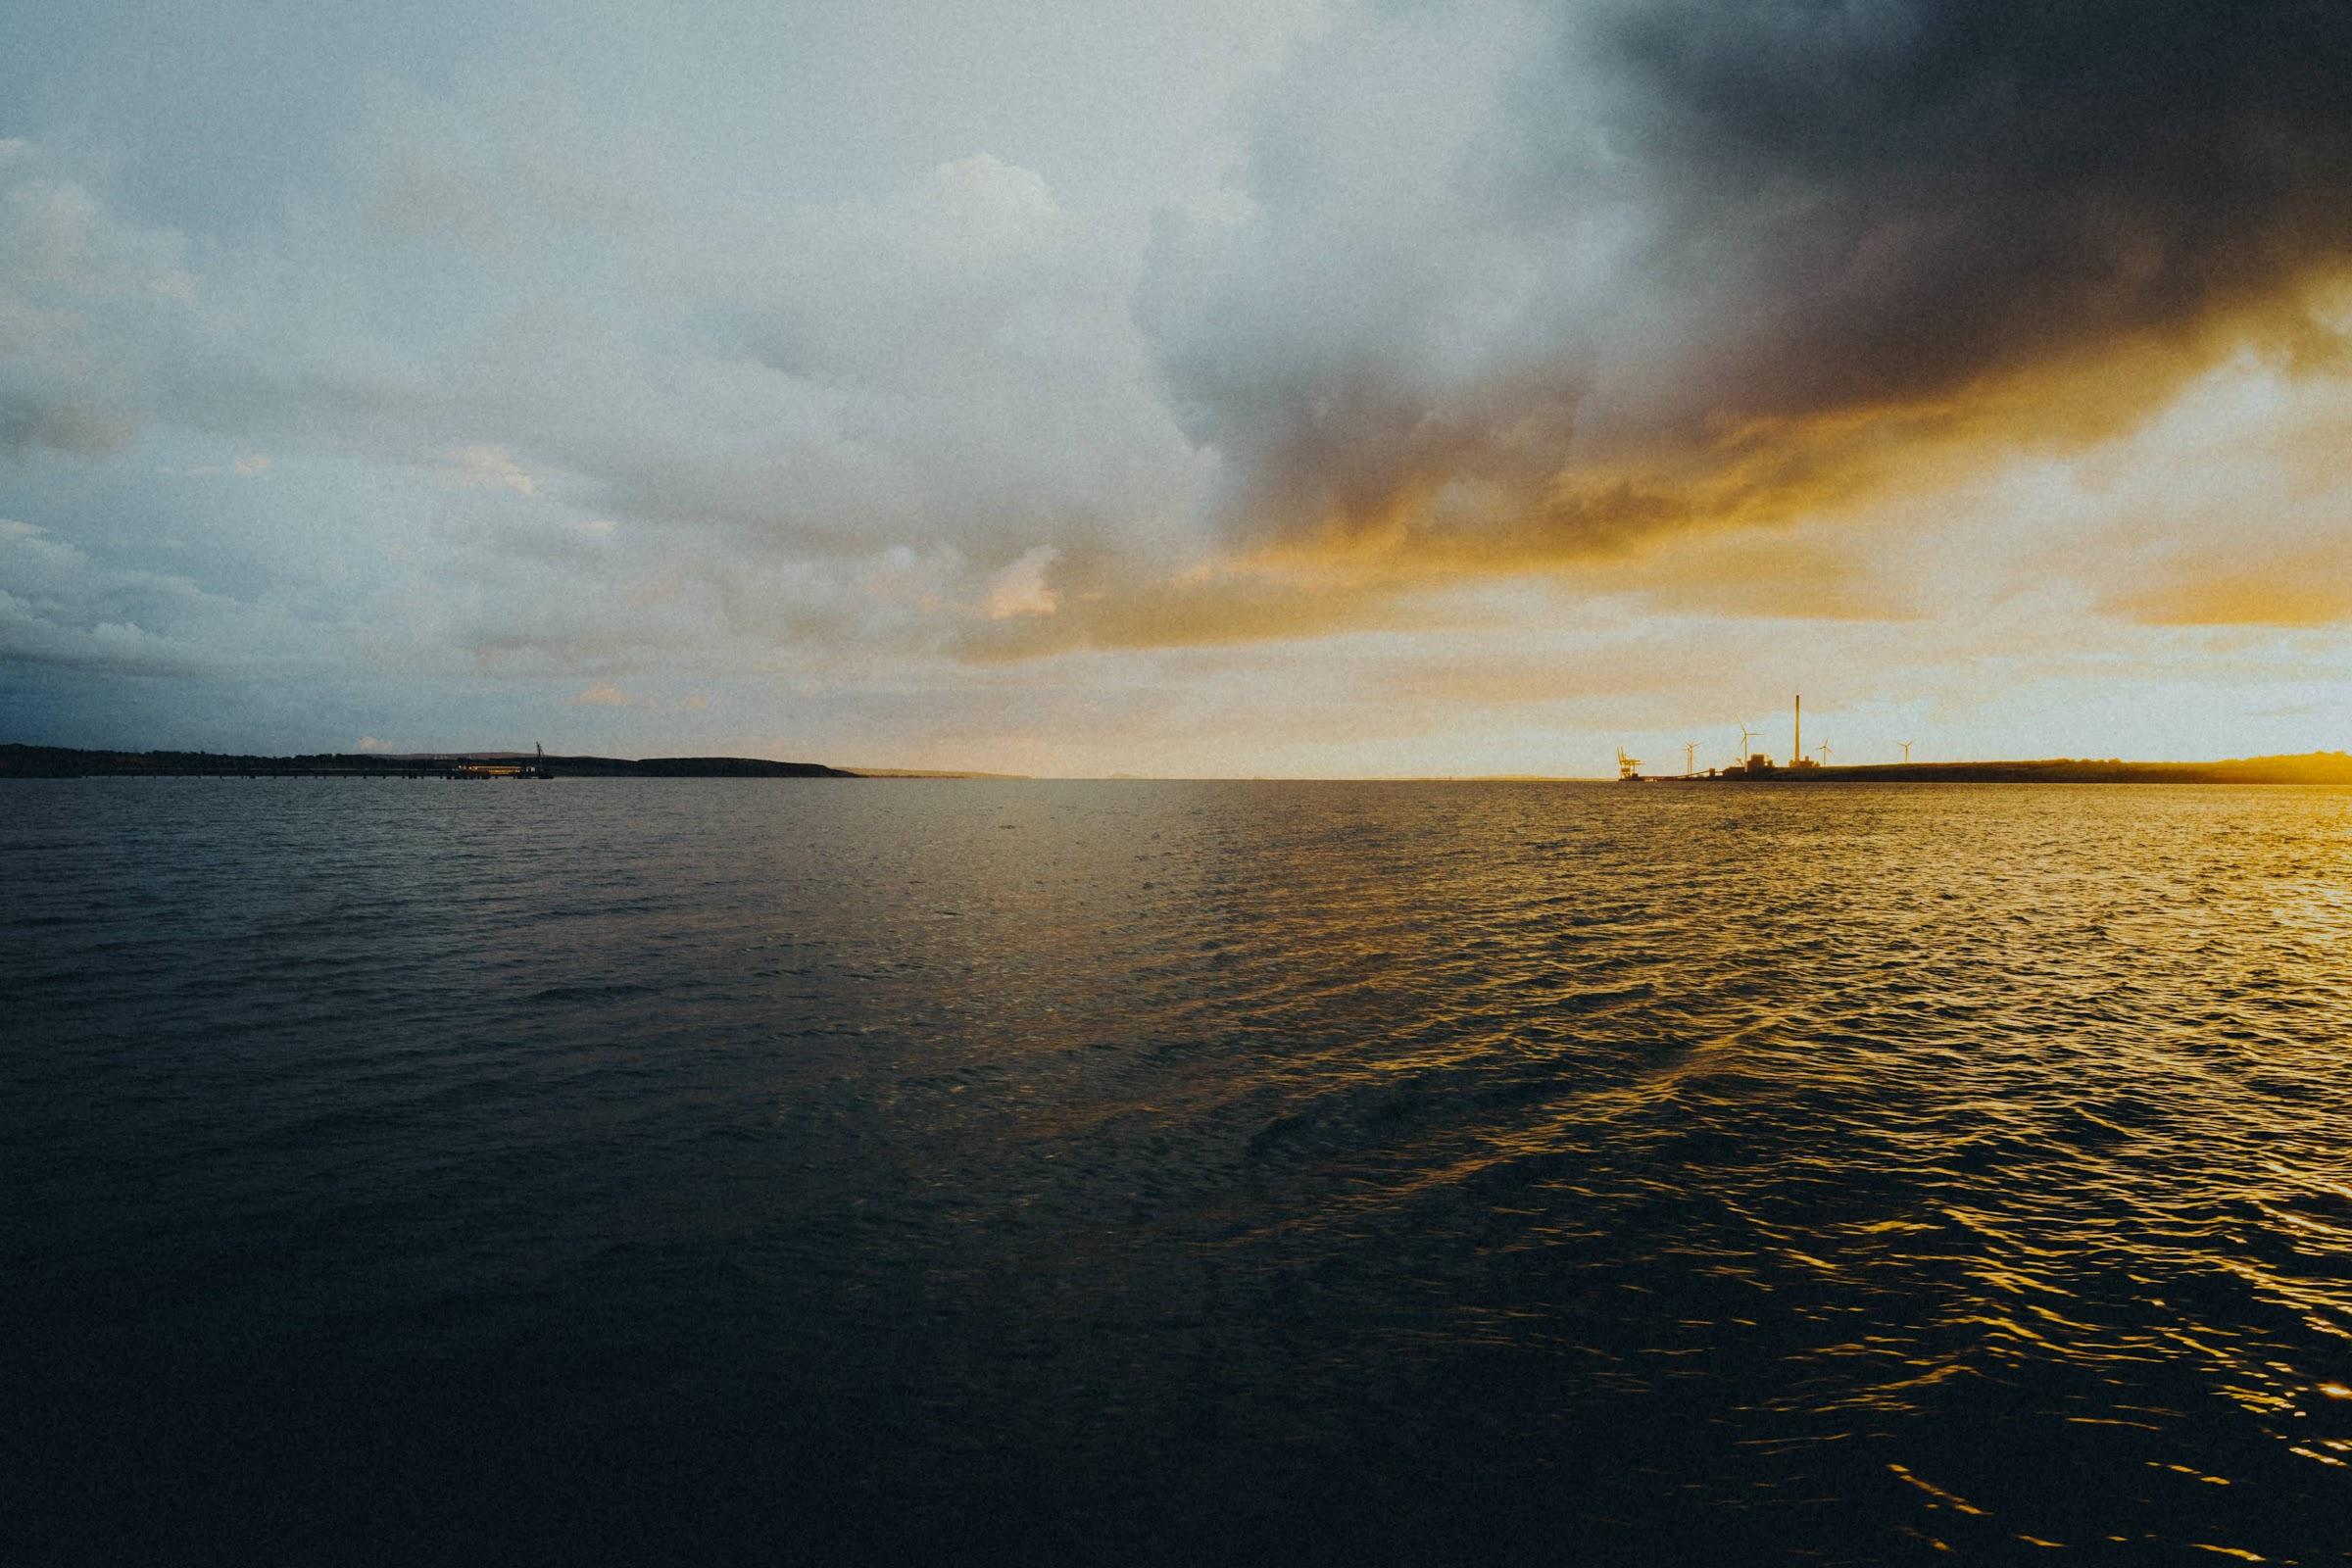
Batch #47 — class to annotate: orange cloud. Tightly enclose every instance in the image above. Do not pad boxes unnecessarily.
[2106,541,2352,628]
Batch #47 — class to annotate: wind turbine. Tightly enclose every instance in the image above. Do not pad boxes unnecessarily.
[1683,741,1700,777]
[1899,740,1915,763]
[1816,740,1833,766]
[1736,722,1758,762]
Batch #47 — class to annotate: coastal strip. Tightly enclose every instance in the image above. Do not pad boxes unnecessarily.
[0,745,855,780]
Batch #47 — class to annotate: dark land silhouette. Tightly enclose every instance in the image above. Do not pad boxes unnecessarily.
[1684,753,2352,785]
[0,745,854,779]
[9,743,2352,784]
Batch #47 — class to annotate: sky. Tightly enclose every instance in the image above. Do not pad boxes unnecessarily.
[4,0,2350,776]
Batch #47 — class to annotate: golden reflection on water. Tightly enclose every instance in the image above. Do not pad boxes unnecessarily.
[1002,782,2352,1555]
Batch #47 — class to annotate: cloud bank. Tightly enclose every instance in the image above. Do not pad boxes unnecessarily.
[1142,0,2352,570]
[3,0,2350,769]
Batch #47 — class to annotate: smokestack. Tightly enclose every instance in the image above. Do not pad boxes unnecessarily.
[1794,694,1801,763]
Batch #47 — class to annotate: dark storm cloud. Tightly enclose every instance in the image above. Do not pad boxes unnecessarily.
[1144,0,2352,555]
[1593,0,2352,422]
[0,394,137,460]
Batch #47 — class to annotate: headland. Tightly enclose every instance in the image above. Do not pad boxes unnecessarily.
[0,744,855,779]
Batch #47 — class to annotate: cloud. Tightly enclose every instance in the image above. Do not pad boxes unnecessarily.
[0,394,137,459]
[0,590,197,675]
[6,10,2350,770]
[613,146,1202,570]
[437,444,538,496]
[0,517,216,675]
[0,152,198,463]
[373,158,517,251]
[1138,0,2352,576]
[2032,347,2352,628]
[956,557,1435,662]
[2106,548,2352,629]
[980,546,1060,619]
[922,153,1061,251]
[560,680,715,714]
[355,735,395,752]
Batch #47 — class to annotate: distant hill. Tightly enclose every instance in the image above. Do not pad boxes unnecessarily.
[0,745,855,779]
[529,753,854,778]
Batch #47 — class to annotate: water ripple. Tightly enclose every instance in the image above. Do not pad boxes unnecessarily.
[4,778,2349,1562]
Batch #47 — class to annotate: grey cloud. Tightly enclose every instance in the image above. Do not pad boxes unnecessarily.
[1584,0,2352,425]
[0,394,137,459]
[627,153,1201,563]
[0,595,203,676]
[0,522,212,675]
[0,119,1204,698]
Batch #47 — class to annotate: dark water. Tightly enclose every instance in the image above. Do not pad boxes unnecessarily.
[6,779,2350,1564]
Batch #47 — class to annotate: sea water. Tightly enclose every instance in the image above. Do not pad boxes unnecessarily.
[5,779,2349,1563]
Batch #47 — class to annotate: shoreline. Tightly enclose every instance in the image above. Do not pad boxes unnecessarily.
[0,744,853,780]
[1636,755,2352,786]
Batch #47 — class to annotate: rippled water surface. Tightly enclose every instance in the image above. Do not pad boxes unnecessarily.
[7,779,2351,1563]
